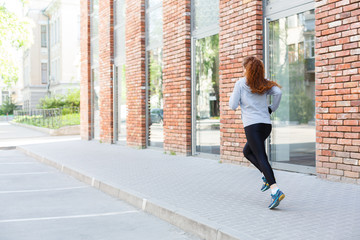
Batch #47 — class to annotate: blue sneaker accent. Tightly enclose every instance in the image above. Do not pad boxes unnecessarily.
[261,176,270,192]
[268,189,285,209]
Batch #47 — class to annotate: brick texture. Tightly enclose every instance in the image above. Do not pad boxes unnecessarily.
[315,0,360,182]
[162,0,192,155]
[219,0,264,165]
[125,0,146,147]
[99,0,114,143]
[80,0,92,140]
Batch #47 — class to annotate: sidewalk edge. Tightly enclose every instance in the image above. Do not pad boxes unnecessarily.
[17,146,257,240]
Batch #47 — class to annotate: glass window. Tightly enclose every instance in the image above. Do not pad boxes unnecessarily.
[146,0,163,147]
[114,0,125,26]
[90,0,100,139]
[114,0,127,142]
[193,0,219,31]
[41,63,47,84]
[148,48,163,147]
[41,25,47,47]
[2,91,9,103]
[268,10,316,168]
[148,0,162,8]
[195,34,220,155]
[147,4,163,49]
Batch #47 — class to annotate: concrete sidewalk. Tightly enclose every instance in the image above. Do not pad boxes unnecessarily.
[15,140,360,240]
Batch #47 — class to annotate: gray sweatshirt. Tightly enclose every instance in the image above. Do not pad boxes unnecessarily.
[229,77,282,127]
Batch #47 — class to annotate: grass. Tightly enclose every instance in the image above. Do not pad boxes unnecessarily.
[13,113,80,129]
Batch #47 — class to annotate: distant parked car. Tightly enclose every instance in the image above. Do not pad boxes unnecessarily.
[150,108,163,124]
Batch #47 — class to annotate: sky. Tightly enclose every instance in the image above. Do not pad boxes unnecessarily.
[0,0,23,16]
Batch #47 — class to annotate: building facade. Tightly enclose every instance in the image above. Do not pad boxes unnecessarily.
[80,0,360,184]
[22,0,80,109]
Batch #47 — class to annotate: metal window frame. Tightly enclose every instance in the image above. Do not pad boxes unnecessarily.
[190,0,220,156]
[263,0,316,173]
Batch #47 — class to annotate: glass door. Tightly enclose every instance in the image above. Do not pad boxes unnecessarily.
[192,0,220,156]
[146,0,164,148]
[267,10,316,173]
[194,34,220,155]
[114,0,127,143]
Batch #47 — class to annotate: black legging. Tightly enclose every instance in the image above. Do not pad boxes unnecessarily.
[243,123,276,186]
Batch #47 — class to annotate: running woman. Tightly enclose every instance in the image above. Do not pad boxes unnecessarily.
[229,56,285,209]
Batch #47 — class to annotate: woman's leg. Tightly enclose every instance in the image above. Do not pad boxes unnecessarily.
[243,142,262,172]
[244,124,276,186]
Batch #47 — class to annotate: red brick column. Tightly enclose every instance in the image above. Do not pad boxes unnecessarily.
[125,0,146,147]
[219,0,264,165]
[99,0,114,143]
[162,0,192,155]
[315,0,360,184]
[80,0,92,140]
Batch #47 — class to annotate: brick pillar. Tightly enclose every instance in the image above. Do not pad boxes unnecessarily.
[125,0,146,147]
[99,0,114,143]
[315,0,360,184]
[162,0,192,155]
[80,0,92,140]
[219,0,263,165]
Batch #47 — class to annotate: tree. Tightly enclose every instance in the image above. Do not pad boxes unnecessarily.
[0,98,17,115]
[0,1,32,88]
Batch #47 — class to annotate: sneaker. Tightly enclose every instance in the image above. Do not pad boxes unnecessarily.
[261,176,270,192]
[268,189,285,209]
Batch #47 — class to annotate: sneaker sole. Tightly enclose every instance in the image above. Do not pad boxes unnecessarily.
[269,194,285,209]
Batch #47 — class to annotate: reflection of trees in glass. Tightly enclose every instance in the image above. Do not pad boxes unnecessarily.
[269,12,314,124]
[149,49,163,109]
[195,34,219,119]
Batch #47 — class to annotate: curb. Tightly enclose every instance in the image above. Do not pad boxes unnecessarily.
[17,146,257,240]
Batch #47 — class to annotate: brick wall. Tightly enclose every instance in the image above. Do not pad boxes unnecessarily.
[163,0,192,155]
[99,0,114,143]
[315,0,360,184]
[219,0,264,165]
[80,0,92,140]
[125,0,146,147]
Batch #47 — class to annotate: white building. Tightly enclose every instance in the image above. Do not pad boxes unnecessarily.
[22,0,80,109]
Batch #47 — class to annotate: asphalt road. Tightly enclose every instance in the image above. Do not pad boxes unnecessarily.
[0,149,200,240]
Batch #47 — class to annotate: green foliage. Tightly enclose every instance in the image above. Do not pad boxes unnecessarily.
[37,95,65,109]
[276,91,314,124]
[37,89,80,109]
[14,113,80,129]
[64,89,80,107]
[0,4,33,87]
[0,98,17,115]
[290,91,314,124]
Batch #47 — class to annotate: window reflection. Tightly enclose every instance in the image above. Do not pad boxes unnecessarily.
[148,49,163,147]
[91,0,100,139]
[114,0,127,142]
[147,0,163,148]
[269,10,315,167]
[195,34,220,155]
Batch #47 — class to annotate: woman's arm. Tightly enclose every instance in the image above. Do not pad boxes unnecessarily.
[268,86,282,112]
[229,81,241,110]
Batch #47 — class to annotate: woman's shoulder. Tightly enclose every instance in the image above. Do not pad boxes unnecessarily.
[236,77,246,86]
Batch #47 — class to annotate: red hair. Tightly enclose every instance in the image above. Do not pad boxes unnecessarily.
[243,56,280,94]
